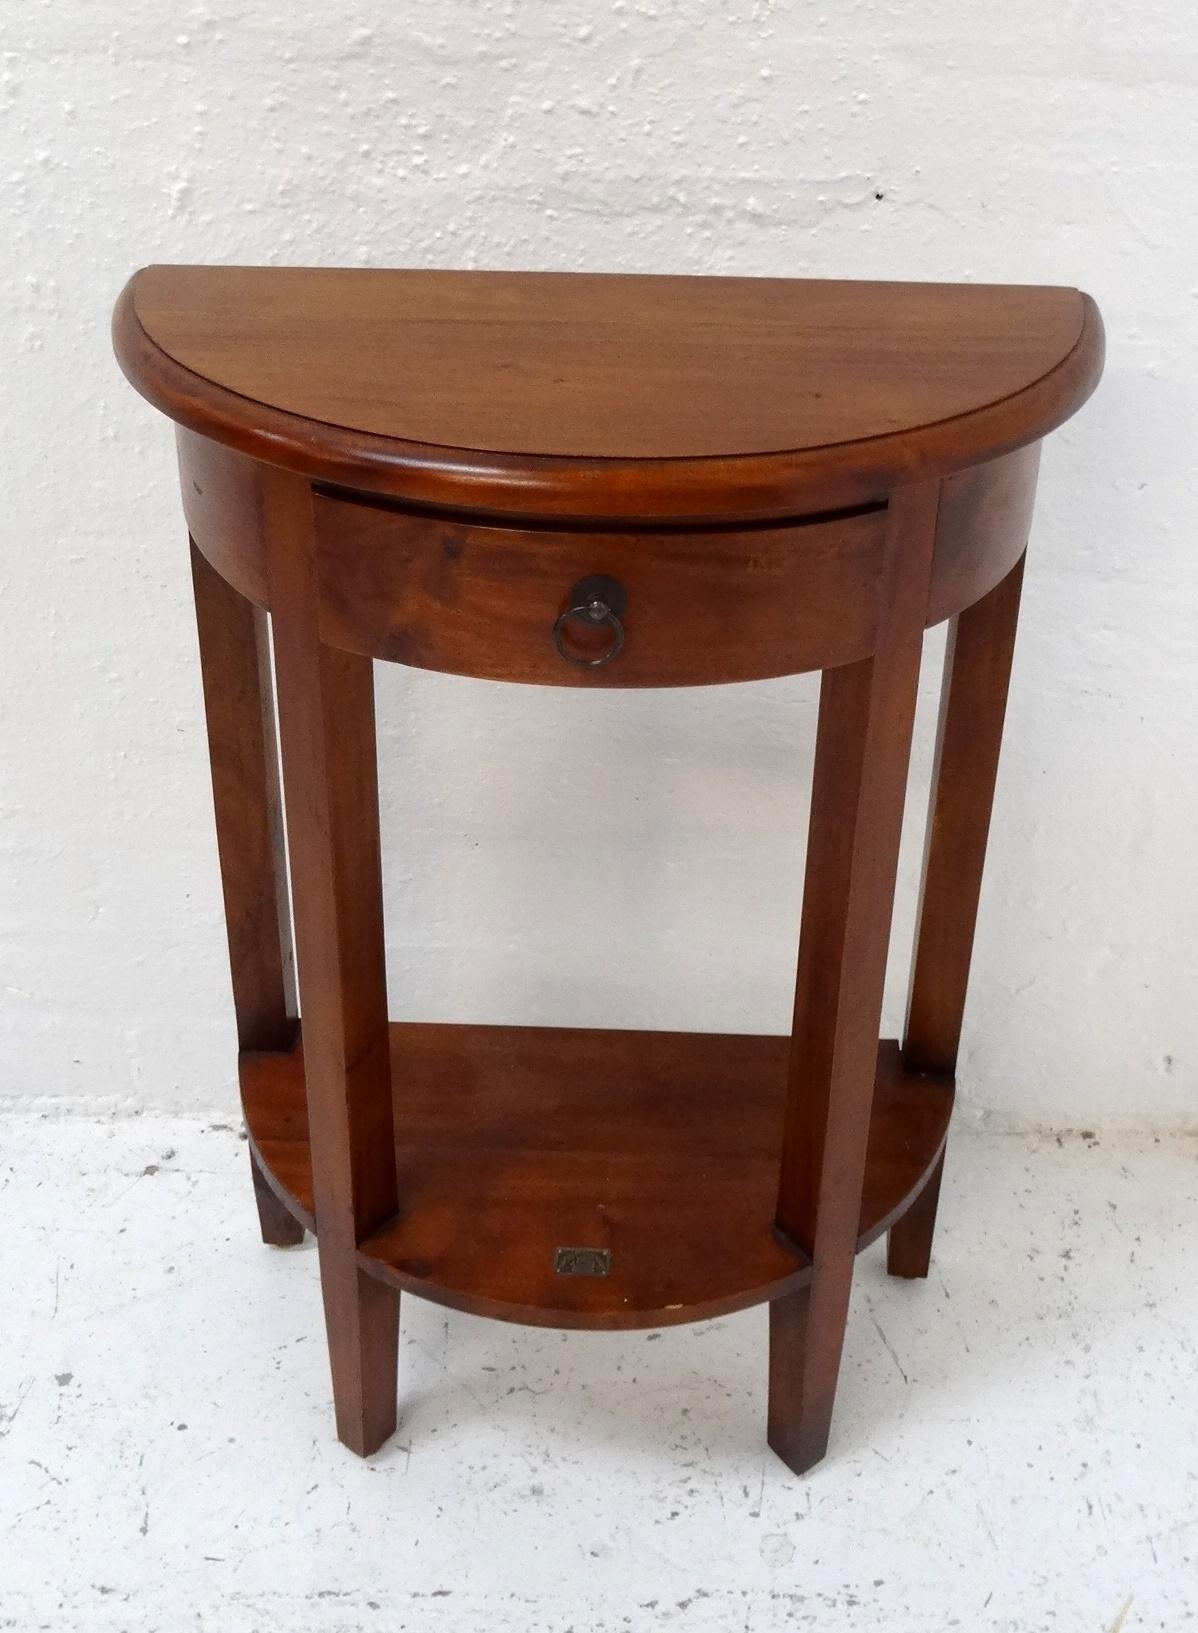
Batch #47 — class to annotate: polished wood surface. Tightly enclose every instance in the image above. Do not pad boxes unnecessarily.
[116,267,1103,520]
[904,552,1027,1077]
[190,538,303,1248]
[240,1023,953,1327]
[180,434,1046,689]
[264,468,400,1457]
[313,493,887,685]
[248,1142,305,1249]
[180,430,269,607]
[886,1147,946,1282]
[126,267,1089,458]
[924,444,1039,628]
[114,262,1103,1477]
[190,539,296,1056]
[771,481,940,1472]
[888,551,1028,1280]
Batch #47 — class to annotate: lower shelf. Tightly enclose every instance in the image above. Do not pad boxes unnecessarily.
[240,1022,953,1331]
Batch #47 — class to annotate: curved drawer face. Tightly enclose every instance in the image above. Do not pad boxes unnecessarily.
[928,442,1041,627]
[176,428,268,607]
[176,430,1044,677]
[310,497,888,685]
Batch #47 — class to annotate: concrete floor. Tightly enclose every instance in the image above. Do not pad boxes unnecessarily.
[1,1115,1194,1632]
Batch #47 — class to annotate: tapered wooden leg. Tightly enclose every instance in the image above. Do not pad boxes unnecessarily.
[190,540,304,1244]
[771,482,940,1474]
[768,1285,826,1473]
[265,470,401,1457]
[319,1266,401,1457]
[885,1149,945,1279]
[888,551,1026,1278]
[249,1143,306,1247]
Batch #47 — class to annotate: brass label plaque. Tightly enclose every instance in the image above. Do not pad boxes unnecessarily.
[554,1247,611,1277]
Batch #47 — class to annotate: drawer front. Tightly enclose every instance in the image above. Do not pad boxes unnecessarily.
[311,496,887,686]
[177,432,1042,679]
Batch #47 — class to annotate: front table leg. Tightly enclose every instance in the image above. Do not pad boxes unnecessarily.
[771,482,940,1474]
[889,551,1026,1278]
[264,470,401,1457]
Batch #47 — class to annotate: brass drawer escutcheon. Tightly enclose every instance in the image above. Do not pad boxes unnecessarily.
[554,1246,611,1277]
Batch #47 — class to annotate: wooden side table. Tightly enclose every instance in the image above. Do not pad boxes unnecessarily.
[113,267,1102,1474]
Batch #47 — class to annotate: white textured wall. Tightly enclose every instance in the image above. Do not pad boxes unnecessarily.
[3,1,1196,1128]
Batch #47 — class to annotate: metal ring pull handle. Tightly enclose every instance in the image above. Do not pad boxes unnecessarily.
[553,574,628,668]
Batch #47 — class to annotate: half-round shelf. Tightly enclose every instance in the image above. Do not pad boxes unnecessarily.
[240,1022,953,1330]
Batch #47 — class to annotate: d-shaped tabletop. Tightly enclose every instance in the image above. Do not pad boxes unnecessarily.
[114,266,1102,521]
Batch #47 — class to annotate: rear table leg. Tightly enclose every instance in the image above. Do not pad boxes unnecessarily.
[886,1150,944,1279]
[249,1144,306,1247]
[190,539,301,1246]
[889,552,1026,1279]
